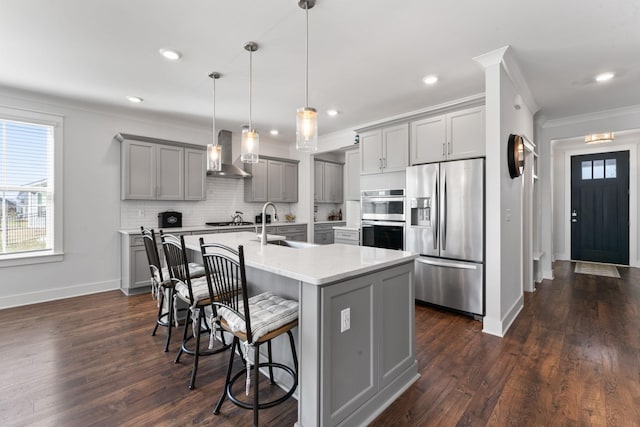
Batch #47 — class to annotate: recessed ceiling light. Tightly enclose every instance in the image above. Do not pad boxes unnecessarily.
[327,109,339,117]
[126,96,143,103]
[595,72,614,82]
[423,75,438,85]
[159,48,182,61]
[270,129,279,136]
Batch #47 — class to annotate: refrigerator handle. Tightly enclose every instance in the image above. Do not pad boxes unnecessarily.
[442,170,447,251]
[433,172,438,250]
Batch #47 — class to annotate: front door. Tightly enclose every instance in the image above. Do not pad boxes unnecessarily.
[570,150,629,264]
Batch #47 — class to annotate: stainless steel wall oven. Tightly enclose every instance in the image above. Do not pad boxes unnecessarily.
[361,189,405,250]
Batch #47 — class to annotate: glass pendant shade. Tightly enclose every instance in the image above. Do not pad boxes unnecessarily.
[241,128,259,163]
[207,143,222,171]
[296,107,318,152]
[206,71,222,172]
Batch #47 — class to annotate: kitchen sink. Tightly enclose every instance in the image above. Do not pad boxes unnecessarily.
[269,240,318,249]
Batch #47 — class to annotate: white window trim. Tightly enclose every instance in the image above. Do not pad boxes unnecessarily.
[0,105,64,267]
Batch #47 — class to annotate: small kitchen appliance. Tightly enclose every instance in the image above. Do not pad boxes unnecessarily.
[158,211,182,228]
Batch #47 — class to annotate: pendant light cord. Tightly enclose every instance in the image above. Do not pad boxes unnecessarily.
[305,3,309,108]
[249,49,253,130]
[212,77,216,144]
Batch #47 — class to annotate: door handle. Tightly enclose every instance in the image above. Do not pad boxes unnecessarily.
[433,173,438,250]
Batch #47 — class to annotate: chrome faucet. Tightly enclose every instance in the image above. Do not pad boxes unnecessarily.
[260,202,278,245]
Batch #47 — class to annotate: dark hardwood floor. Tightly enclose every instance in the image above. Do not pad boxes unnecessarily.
[1,260,639,426]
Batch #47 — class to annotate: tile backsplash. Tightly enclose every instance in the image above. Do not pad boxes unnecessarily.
[121,177,295,229]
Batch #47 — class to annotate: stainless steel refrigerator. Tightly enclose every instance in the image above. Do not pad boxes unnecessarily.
[406,158,484,317]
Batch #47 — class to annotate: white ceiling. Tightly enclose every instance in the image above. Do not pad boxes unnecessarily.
[1,0,639,143]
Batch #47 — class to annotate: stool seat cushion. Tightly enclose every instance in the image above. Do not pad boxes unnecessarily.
[219,292,298,342]
[156,263,206,285]
[175,276,210,305]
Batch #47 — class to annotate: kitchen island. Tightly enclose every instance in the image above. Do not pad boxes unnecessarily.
[182,232,419,427]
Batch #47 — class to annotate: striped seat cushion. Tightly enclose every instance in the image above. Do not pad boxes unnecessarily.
[218,292,298,342]
[155,262,206,285]
[175,276,210,305]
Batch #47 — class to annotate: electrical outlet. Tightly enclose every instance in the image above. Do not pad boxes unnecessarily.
[137,209,144,217]
[340,308,350,333]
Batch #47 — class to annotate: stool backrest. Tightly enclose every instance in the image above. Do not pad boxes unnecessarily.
[199,240,253,341]
[160,232,195,303]
[141,227,163,284]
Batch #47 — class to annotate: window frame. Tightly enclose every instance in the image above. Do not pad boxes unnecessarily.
[0,105,64,267]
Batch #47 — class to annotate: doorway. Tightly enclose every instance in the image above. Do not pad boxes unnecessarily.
[570,150,629,265]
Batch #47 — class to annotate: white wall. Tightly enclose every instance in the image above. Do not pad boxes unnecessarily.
[536,105,640,278]
[0,87,295,308]
[476,47,535,337]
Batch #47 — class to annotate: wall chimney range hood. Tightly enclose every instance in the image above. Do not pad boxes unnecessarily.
[207,129,251,178]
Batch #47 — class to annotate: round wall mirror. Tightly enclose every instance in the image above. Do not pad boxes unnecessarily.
[507,133,524,178]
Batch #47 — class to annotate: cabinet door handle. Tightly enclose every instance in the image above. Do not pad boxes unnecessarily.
[383,157,387,169]
[442,143,445,157]
[448,142,451,155]
[379,158,383,170]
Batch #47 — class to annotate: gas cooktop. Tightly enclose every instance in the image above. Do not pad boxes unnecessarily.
[205,221,255,227]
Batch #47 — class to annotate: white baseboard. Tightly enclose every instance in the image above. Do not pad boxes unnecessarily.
[482,293,524,337]
[0,279,120,309]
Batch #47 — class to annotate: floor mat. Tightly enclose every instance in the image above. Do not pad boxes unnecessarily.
[574,262,620,278]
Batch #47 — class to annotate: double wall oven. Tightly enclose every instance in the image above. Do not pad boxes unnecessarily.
[361,189,405,250]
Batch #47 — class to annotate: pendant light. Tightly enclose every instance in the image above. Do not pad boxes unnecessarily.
[206,72,222,172]
[296,0,318,152]
[241,42,260,163]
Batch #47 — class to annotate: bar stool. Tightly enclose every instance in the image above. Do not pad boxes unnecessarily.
[161,231,229,389]
[199,239,298,426]
[141,227,205,352]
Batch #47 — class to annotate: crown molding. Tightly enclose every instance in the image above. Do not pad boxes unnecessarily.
[474,45,539,114]
[541,103,640,129]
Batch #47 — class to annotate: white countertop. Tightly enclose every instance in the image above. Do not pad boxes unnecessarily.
[118,222,307,235]
[183,231,417,286]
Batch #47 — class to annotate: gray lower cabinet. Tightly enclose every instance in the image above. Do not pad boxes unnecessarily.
[334,228,360,245]
[244,156,299,203]
[256,224,307,242]
[120,225,307,295]
[278,224,307,242]
[301,262,415,426]
[315,222,345,245]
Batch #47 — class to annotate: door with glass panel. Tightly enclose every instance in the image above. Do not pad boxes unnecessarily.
[570,151,629,264]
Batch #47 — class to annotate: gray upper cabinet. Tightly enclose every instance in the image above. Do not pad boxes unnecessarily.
[244,159,269,202]
[344,148,360,201]
[315,160,343,203]
[122,139,156,200]
[184,148,207,200]
[119,134,206,201]
[410,105,485,165]
[245,156,298,203]
[360,123,408,174]
[156,144,184,200]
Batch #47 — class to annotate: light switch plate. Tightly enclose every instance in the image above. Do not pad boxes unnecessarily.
[340,308,350,333]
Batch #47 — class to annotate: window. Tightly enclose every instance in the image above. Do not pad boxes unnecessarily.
[581,158,617,181]
[0,106,63,265]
